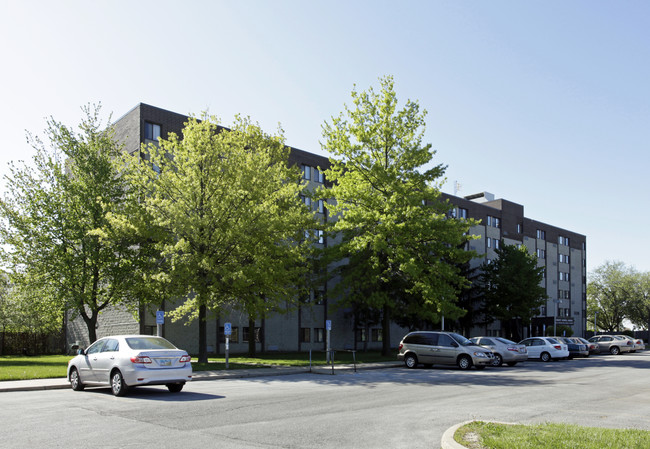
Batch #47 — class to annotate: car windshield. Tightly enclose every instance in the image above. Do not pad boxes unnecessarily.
[126,337,177,350]
[546,338,559,344]
[495,337,516,345]
[449,333,475,346]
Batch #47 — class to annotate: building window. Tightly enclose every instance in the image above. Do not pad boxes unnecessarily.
[317,230,324,245]
[536,229,546,240]
[299,328,311,343]
[559,272,570,282]
[316,199,325,214]
[494,239,500,250]
[314,328,324,343]
[301,195,311,208]
[144,122,161,141]
[243,326,260,343]
[559,236,570,246]
[314,289,325,305]
[517,223,522,233]
[371,329,383,342]
[559,289,571,300]
[356,328,367,342]
[537,248,545,259]
[487,237,491,249]
[458,208,468,219]
[302,165,311,180]
[559,254,570,264]
[486,216,501,228]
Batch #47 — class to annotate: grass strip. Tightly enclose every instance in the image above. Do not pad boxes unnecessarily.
[455,421,650,449]
[0,351,395,381]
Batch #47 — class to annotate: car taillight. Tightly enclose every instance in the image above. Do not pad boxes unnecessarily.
[398,344,403,351]
[179,355,191,363]
[553,345,562,350]
[507,346,518,352]
[130,355,152,364]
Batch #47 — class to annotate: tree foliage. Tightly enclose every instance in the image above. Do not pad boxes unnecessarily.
[480,244,547,341]
[122,114,317,362]
[319,76,477,355]
[587,261,639,332]
[0,105,144,343]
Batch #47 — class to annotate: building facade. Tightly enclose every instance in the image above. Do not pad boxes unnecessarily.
[66,104,587,352]
[444,192,587,338]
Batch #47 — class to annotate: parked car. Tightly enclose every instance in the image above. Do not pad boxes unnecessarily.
[67,335,192,396]
[614,335,645,352]
[554,337,589,358]
[469,336,527,367]
[577,337,599,355]
[634,339,646,351]
[518,337,569,362]
[587,335,633,355]
[397,331,494,370]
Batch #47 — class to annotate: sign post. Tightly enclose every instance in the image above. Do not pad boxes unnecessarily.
[224,322,232,369]
[156,311,164,337]
[326,320,332,364]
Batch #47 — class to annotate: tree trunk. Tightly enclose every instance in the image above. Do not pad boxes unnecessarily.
[248,316,256,356]
[198,304,208,363]
[381,304,391,356]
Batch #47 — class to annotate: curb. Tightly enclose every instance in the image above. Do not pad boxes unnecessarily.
[441,421,517,449]
[0,361,402,393]
[441,421,474,449]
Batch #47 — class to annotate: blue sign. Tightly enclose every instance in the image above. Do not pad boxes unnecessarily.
[326,320,332,331]
[224,322,232,336]
[156,311,165,325]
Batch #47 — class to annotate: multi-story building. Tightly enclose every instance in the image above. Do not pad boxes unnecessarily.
[444,191,587,337]
[66,103,587,352]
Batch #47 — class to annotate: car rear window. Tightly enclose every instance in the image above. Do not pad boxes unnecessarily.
[495,337,516,345]
[126,337,177,350]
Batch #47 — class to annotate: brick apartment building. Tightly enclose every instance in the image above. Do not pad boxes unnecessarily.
[66,103,587,352]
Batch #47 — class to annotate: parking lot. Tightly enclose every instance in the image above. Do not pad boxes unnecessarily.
[2,350,650,449]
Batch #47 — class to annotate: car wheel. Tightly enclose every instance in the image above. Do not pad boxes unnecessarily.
[610,346,620,355]
[492,354,503,367]
[111,370,129,397]
[167,383,184,393]
[457,355,472,370]
[540,352,551,363]
[506,362,518,367]
[404,354,418,369]
[69,368,84,391]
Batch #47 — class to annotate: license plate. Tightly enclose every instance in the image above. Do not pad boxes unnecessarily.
[159,359,171,366]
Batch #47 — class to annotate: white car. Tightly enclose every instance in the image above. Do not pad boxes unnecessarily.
[67,335,192,396]
[518,337,569,362]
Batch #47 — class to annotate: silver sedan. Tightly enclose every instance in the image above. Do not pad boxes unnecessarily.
[67,335,192,396]
[470,336,528,367]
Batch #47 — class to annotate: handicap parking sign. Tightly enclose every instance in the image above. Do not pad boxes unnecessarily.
[224,322,232,336]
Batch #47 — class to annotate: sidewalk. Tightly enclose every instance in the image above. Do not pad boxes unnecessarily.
[0,361,402,393]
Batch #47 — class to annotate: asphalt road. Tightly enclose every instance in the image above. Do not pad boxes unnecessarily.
[3,352,650,449]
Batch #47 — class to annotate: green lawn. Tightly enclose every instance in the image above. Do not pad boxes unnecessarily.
[455,421,650,449]
[0,351,395,381]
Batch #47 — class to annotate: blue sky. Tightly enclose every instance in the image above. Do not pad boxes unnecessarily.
[1,1,649,272]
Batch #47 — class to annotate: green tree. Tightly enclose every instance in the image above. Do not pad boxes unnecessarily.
[0,105,144,343]
[480,244,547,341]
[627,271,650,331]
[122,114,316,362]
[587,261,635,332]
[319,76,476,355]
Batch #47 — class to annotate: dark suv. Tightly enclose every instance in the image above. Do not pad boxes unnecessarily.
[397,331,494,370]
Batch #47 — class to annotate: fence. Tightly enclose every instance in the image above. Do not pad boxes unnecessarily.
[0,330,65,355]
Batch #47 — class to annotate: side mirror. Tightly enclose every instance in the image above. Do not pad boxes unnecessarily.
[451,342,459,348]
[77,348,86,355]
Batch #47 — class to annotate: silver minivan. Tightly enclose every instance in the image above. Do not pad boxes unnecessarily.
[397,331,494,370]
